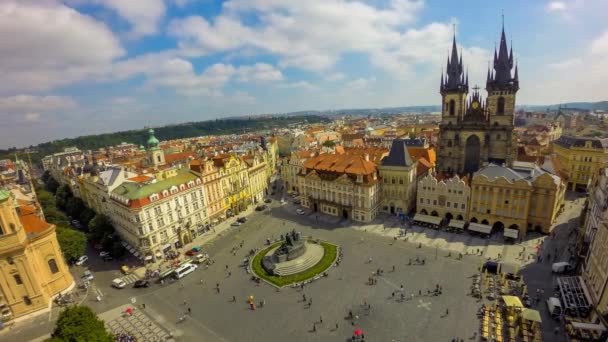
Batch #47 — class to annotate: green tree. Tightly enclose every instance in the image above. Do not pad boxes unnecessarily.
[46,176,60,194]
[321,140,335,148]
[65,197,85,219]
[41,170,51,184]
[49,306,114,342]
[55,185,72,210]
[78,208,95,228]
[55,227,86,262]
[88,214,115,243]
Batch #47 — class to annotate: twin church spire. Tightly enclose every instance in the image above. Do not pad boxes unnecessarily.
[440,20,519,94]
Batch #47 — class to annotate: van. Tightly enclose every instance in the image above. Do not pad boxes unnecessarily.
[546,297,562,317]
[552,262,572,273]
[175,263,197,279]
[112,278,126,289]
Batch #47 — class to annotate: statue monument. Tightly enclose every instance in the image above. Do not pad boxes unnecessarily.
[262,229,307,275]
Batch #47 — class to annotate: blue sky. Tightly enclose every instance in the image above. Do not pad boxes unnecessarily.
[1,0,607,148]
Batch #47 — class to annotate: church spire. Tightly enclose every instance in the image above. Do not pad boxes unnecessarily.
[487,16,518,92]
[441,28,467,94]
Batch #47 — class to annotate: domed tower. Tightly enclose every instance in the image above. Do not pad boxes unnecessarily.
[147,128,165,167]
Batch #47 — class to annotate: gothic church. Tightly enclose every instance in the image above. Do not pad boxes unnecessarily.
[436,25,519,175]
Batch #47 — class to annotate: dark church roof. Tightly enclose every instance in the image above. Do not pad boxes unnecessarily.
[381,139,414,167]
[554,136,608,149]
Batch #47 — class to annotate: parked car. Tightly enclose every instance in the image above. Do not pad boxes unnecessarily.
[231,221,242,227]
[75,255,88,266]
[133,280,150,288]
[192,253,209,264]
[185,249,198,256]
[102,255,113,262]
[293,199,301,205]
[99,251,110,257]
[237,217,248,223]
[296,209,305,215]
[82,270,94,281]
[255,205,267,211]
[112,278,126,289]
[264,198,272,203]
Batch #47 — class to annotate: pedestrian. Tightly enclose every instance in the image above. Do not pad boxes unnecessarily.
[187,307,191,314]
[400,284,404,291]
[232,295,236,302]
[392,265,395,272]
[309,298,312,306]
[228,271,232,277]
[312,323,316,332]
[335,322,339,330]
[320,315,323,323]
[303,294,306,302]
[225,265,228,270]
[183,300,187,306]
[392,292,395,298]
[445,308,449,316]
[419,289,422,296]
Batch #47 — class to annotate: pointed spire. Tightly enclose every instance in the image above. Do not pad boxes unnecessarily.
[450,33,459,68]
[514,62,519,82]
[465,67,469,87]
[509,41,514,64]
[486,62,491,83]
[440,68,444,90]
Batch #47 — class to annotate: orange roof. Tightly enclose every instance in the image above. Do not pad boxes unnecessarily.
[128,175,153,183]
[416,157,432,176]
[165,151,195,164]
[303,153,377,176]
[343,147,388,165]
[334,146,345,154]
[408,147,436,165]
[18,204,51,234]
[295,150,316,158]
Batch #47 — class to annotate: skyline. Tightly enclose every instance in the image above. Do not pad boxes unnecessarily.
[1,0,608,148]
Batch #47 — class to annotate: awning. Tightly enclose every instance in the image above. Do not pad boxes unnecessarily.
[413,214,442,226]
[468,223,492,234]
[571,321,607,332]
[502,295,523,308]
[521,308,542,323]
[504,228,519,239]
[448,219,465,229]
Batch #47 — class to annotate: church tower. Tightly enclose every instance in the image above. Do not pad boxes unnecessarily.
[147,128,165,167]
[440,34,468,126]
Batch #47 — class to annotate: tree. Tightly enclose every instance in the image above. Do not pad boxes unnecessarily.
[88,214,115,243]
[55,185,72,210]
[50,305,114,342]
[45,176,60,194]
[65,197,85,219]
[55,227,86,262]
[41,170,51,184]
[321,140,335,148]
[78,208,95,228]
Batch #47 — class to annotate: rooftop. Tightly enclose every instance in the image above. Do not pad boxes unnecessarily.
[303,153,377,176]
[381,139,414,167]
[112,170,200,200]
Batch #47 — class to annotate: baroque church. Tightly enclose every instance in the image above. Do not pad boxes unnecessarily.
[436,25,519,175]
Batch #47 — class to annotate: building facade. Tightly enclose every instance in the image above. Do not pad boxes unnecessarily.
[468,163,565,237]
[437,27,518,175]
[551,136,608,191]
[243,155,268,204]
[0,190,73,321]
[299,153,380,222]
[109,170,208,260]
[582,168,608,317]
[416,174,470,221]
[191,159,226,224]
[378,139,417,215]
[281,150,316,193]
[213,155,251,216]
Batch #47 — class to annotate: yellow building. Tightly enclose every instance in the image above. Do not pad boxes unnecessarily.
[243,154,269,204]
[378,139,417,215]
[299,153,380,222]
[212,154,251,215]
[552,136,608,191]
[281,150,317,193]
[582,168,608,318]
[0,190,74,321]
[468,162,565,238]
[416,174,470,221]
[191,159,226,223]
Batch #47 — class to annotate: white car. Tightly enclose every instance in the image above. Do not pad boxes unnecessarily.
[296,209,305,215]
[75,255,88,266]
[82,270,94,281]
[112,278,126,289]
[99,251,110,257]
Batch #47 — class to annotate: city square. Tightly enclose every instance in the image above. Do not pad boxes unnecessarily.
[1,188,577,342]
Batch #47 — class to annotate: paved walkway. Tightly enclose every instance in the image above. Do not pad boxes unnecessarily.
[99,304,174,342]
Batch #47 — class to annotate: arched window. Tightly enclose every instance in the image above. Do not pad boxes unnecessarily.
[449,100,455,116]
[48,259,59,274]
[497,97,505,115]
[447,140,452,147]
[9,223,15,233]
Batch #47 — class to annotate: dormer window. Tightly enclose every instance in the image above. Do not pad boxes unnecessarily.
[162,190,169,197]
[179,184,185,191]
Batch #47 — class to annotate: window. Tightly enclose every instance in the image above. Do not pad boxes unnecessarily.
[151,234,157,245]
[497,97,505,115]
[14,274,23,285]
[23,296,32,306]
[48,259,59,274]
[433,200,437,205]
[399,178,404,185]
[453,202,458,208]
[447,202,451,207]
[9,223,15,233]
[449,99,455,116]
[420,198,423,203]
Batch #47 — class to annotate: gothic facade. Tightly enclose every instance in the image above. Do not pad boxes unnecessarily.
[437,26,519,175]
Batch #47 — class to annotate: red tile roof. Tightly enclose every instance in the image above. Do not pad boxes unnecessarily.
[18,204,51,234]
[164,151,195,164]
[303,153,377,176]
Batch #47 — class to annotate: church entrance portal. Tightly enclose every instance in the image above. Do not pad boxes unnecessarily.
[313,203,318,212]
[464,135,481,173]
[342,209,349,219]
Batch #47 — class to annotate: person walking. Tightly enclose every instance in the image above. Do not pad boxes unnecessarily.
[445,308,449,316]
[319,315,323,323]
[187,307,191,314]
[312,323,316,332]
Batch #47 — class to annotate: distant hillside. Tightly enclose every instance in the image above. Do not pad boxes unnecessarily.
[1,115,329,164]
[518,101,608,112]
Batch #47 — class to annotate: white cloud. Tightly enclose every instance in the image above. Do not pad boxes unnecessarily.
[235,63,283,82]
[110,96,137,105]
[590,31,608,55]
[0,1,124,94]
[346,77,376,90]
[547,1,567,11]
[168,0,439,72]
[547,58,584,69]
[326,72,346,82]
[0,95,77,113]
[231,91,256,103]
[86,0,166,38]
[277,81,318,91]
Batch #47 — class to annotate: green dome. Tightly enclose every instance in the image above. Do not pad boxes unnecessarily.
[139,145,145,151]
[147,128,160,148]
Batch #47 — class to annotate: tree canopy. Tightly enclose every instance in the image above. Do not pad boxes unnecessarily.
[55,227,86,262]
[49,306,114,342]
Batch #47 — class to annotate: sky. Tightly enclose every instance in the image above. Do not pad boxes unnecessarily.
[1,0,608,148]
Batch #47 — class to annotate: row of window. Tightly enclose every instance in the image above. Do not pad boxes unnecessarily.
[419,198,466,210]
[421,186,464,195]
